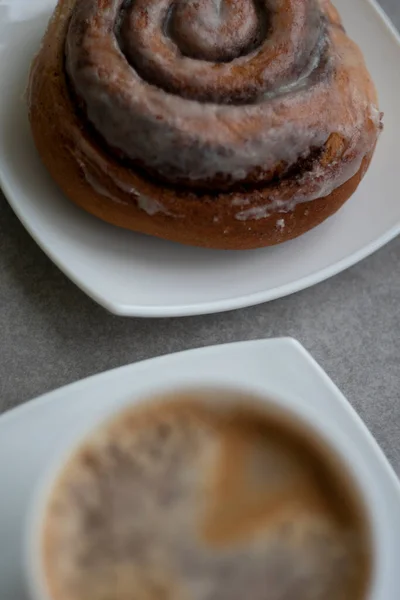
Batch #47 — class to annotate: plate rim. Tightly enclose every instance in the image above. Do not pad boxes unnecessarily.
[0,0,399,318]
[0,338,300,424]
[1,336,399,503]
[1,336,398,491]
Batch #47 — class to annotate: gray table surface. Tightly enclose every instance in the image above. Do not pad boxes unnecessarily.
[1,1,399,469]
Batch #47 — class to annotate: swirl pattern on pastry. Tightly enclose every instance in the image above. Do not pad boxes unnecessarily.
[65,0,377,186]
[28,0,381,249]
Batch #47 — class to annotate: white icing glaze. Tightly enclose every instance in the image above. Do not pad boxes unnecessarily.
[232,197,251,207]
[65,0,336,183]
[236,206,270,221]
[170,0,260,62]
[137,195,167,216]
[77,159,129,206]
[276,218,285,230]
[77,158,175,217]
[369,103,384,129]
[234,133,369,222]
[61,0,381,223]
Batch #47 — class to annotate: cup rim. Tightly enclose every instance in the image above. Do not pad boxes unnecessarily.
[24,383,382,600]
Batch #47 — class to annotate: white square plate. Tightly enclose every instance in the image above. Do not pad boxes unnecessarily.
[0,338,399,599]
[0,0,399,317]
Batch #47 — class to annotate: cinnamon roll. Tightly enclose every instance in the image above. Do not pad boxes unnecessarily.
[28,0,382,249]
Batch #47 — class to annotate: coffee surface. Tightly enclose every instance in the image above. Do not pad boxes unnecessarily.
[42,395,371,600]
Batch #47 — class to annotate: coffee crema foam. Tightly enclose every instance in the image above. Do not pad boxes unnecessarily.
[42,394,372,600]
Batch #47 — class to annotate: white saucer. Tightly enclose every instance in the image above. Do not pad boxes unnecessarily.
[0,0,399,317]
[0,338,400,600]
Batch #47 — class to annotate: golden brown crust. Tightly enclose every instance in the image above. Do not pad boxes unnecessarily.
[28,0,379,250]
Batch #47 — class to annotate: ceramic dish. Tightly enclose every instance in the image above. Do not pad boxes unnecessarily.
[0,338,399,599]
[0,1,399,317]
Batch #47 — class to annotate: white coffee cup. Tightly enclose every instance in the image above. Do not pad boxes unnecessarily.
[24,384,388,600]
